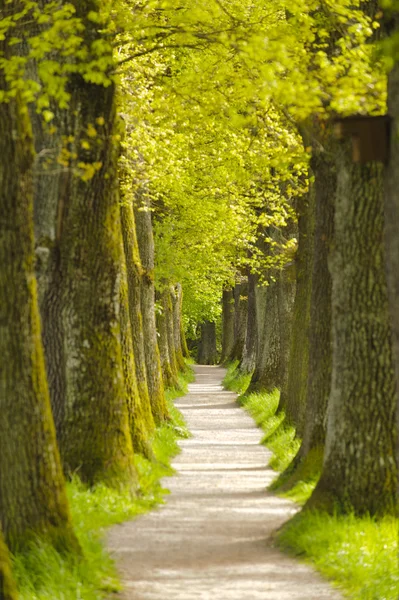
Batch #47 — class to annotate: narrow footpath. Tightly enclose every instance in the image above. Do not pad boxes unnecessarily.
[108,365,342,599]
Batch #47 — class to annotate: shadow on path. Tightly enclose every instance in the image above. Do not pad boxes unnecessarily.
[107,365,342,600]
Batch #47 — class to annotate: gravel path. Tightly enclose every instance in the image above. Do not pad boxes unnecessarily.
[107,365,342,599]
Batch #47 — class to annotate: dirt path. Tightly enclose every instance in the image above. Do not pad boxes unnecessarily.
[108,365,342,599]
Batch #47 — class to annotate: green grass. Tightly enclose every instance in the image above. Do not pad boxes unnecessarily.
[12,367,192,600]
[223,361,399,599]
[278,511,399,600]
[222,360,253,394]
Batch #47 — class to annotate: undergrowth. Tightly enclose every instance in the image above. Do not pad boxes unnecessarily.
[223,360,399,600]
[12,365,192,600]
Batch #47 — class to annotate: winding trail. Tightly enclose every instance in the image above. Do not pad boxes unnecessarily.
[108,365,342,599]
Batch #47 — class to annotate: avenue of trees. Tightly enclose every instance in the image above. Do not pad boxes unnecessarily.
[1,0,399,596]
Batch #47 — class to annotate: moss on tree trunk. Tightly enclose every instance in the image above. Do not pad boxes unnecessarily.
[120,201,155,438]
[119,250,154,458]
[156,289,179,388]
[0,75,77,550]
[30,13,136,488]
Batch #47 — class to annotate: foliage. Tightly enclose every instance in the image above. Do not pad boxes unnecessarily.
[278,511,399,600]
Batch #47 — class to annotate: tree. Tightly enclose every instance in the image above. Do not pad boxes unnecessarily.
[0,35,77,550]
[220,288,235,364]
[308,142,398,516]
[197,322,218,365]
[27,0,137,488]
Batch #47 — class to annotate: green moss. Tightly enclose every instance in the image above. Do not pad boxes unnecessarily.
[278,511,399,600]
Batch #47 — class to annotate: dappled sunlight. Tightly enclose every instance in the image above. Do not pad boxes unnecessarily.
[108,366,342,599]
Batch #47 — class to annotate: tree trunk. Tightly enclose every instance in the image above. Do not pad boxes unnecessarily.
[119,247,154,458]
[276,124,336,490]
[120,201,154,435]
[249,278,281,392]
[0,81,76,551]
[34,18,136,487]
[384,58,399,516]
[156,289,179,388]
[229,282,248,362]
[278,192,314,434]
[220,288,235,364]
[239,273,258,374]
[0,531,18,600]
[171,284,186,371]
[134,197,168,421]
[165,286,180,380]
[308,142,398,516]
[197,321,217,365]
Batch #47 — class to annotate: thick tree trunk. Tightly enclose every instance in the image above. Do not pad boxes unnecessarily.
[197,321,218,365]
[220,288,235,364]
[119,244,154,458]
[277,125,336,490]
[229,282,248,362]
[120,201,154,434]
[0,84,76,551]
[239,273,258,374]
[0,531,18,600]
[384,59,399,513]
[134,197,168,421]
[32,9,136,487]
[278,193,314,434]
[308,143,398,516]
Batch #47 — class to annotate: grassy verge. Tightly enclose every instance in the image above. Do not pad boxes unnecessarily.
[278,512,399,600]
[12,366,193,600]
[223,361,399,600]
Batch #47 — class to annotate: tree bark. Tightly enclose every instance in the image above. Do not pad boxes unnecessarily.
[278,192,314,434]
[134,197,168,421]
[239,273,258,374]
[0,531,18,600]
[276,123,336,490]
[165,286,180,381]
[229,282,248,362]
[0,74,77,550]
[220,288,235,364]
[197,321,217,365]
[33,7,136,488]
[120,201,154,434]
[384,58,399,516]
[249,278,281,392]
[171,283,186,371]
[119,244,154,458]
[156,289,179,388]
[308,142,398,516]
